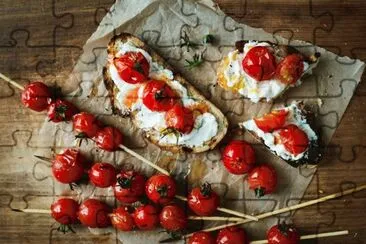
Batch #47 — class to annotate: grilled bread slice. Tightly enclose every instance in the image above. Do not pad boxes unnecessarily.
[103,33,228,153]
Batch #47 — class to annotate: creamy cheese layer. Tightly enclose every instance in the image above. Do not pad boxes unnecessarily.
[109,41,218,147]
[241,102,317,161]
[223,41,313,103]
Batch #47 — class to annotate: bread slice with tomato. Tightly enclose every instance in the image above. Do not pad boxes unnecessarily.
[103,33,228,153]
[217,40,320,103]
[239,102,322,167]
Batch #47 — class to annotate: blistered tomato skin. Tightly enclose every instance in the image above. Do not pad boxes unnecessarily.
[267,223,300,244]
[188,231,215,244]
[114,52,150,84]
[133,204,159,230]
[247,164,278,197]
[277,124,309,155]
[188,183,220,216]
[21,82,52,112]
[50,198,79,225]
[94,126,123,152]
[216,227,248,244]
[113,170,146,204]
[77,199,111,228]
[254,109,288,133]
[276,54,304,85]
[142,80,178,112]
[73,112,102,138]
[47,99,79,123]
[51,149,86,184]
[145,174,176,205]
[165,104,194,134]
[159,205,187,231]
[88,162,117,188]
[110,206,135,231]
[222,140,256,175]
[242,46,277,81]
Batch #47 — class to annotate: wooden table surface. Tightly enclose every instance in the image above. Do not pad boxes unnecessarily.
[0,0,365,243]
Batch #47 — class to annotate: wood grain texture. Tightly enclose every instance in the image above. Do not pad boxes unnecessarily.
[0,0,365,243]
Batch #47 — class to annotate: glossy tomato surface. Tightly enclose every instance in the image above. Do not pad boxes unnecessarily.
[216,227,248,244]
[94,126,123,152]
[188,231,215,244]
[145,174,176,205]
[188,183,220,216]
[275,54,304,85]
[159,205,187,231]
[267,223,300,244]
[73,112,101,138]
[21,81,52,112]
[222,140,256,175]
[113,170,146,204]
[114,52,150,84]
[51,149,86,184]
[89,162,116,188]
[133,204,159,230]
[50,198,79,225]
[110,206,135,231]
[277,124,309,155]
[247,164,277,197]
[165,104,194,134]
[77,199,111,228]
[242,46,276,81]
[254,109,288,133]
[142,80,177,112]
[47,99,79,123]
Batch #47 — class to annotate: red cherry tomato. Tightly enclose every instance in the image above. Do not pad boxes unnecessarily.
[222,140,256,175]
[50,198,79,225]
[267,223,300,244]
[114,52,150,84]
[276,54,304,85]
[94,126,123,152]
[247,164,277,197]
[89,162,116,188]
[73,112,102,138]
[254,109,288,133]
[145,174,176,205]
[277,124,309,155]
[21,81,52,112]
[159,205,187,231]
[187,183,220,216]
[110,206,135,231]
[51,149,86,184]
[142,80,178,112]
[216,227,248,244]
[77,199,111,228]
[188,231,215,244]
[133,204,159,230]
[47,99,79,123]
[165,104,194,134]
[113,170,146,204]
[242,46,276,81]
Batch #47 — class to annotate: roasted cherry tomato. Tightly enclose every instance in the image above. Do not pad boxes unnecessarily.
[277,124,309,155]
[165,104,194,134]
[242,46,276,81]
[21,81,52,112]
[50,198,79,225]
[145,174,176,205]
[247,164,277,197]
[159,204,187,231]
[94,126,123,152]
[52,149,86,184]
[47,99,79,123]
[188,183,220,216]
[110,206,135,231]
[89,162,116,188]
[133,204,159,230]
[113,170,146,204]
[73,112,102,138]
[276,54,304,85]
[188,231,215,244]
[267,223,300,244]
[114,52,150,84]
[254,109,288,133]
[222,140,256,175]
[216,227,248,244]
[77,199,111,228]
[142,80,177,112]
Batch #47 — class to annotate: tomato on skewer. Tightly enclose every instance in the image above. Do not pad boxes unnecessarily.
[21,81,52,112]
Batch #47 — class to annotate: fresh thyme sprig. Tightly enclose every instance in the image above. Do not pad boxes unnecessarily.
[180,31,199,51]
[185,53,203,69]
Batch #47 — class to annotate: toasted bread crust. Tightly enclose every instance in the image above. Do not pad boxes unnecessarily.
[103,33,228,153]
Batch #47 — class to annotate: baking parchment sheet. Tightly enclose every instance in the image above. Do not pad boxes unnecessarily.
[32,0,365,242]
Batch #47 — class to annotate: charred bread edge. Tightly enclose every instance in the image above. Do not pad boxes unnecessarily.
[103,33,228,153]
[240,102,323,168]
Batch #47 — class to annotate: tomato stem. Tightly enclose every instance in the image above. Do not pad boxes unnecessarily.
[254,187,266,198]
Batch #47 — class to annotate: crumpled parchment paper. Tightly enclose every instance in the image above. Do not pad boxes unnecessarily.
[33,0,365,242]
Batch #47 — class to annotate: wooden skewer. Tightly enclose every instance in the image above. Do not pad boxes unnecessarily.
[188,216,244,222]
[182,184,366,238]
[0,72,24,90]
[250,230,349,244]
[12,208,51,214]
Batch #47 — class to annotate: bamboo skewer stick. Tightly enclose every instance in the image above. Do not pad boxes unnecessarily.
[182,184,366,238]
[12,208,51,214]
[0,72,24,90]
[249,230,349,244]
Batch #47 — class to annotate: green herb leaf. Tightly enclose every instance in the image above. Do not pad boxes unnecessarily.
[184,53,203,69]
[180,31,199,52]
